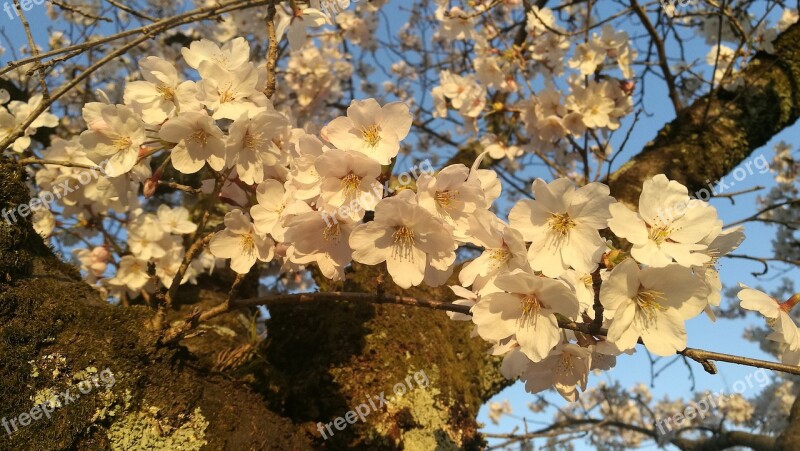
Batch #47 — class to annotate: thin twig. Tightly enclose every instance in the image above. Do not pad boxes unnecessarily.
[630,0,683,112]
[161,273,247,344]
[17,158,101,170]
[15,0,50,102]
[106,0,157,22]
[263,0,279,99]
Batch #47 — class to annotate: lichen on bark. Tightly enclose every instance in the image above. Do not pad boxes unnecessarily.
[0,160,310,450]
[255,263,510,449]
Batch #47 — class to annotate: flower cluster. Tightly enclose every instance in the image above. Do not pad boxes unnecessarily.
[34,33,795,395]
[10,0,797,408]
[0,94,58,153]
[450,174,753,401]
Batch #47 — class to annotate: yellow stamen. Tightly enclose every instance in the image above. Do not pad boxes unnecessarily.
[341,173,362,197]
[555,352,575,376]
[113,135,133,151]
[243,130,266,151]
[489,248,510,269]
[548,212,576,237]
[434,190,459,209]
[157,85,175,101]
[240,234,256,257]
[189,129,209,146]
[392,226,415,261]
[635,288,667,324]
[323,223,341,242]
[360,124,381,147]
[219,86,236,103]
[704,248,721,268]
[648,225,672,245]
[518,294,543,329]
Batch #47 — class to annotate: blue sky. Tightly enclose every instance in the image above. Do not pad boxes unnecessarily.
[2,1,798,449]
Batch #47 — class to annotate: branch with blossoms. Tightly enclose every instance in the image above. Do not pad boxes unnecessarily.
[0,0,277,153]
[1,4,799,446]
[5,22,798,405]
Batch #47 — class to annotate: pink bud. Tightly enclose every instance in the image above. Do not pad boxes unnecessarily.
[143,178,158,198]
[619,80,635,96]
[91,246,110,262]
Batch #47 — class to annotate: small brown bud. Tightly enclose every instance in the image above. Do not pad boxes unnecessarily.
[143,178,158,198]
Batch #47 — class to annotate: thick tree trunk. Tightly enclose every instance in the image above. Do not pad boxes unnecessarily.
[609,22,800,199]
[258,265,509,449]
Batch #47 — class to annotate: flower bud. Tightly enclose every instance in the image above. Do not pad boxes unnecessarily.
[619,80,635,96]
[143,177,158,198]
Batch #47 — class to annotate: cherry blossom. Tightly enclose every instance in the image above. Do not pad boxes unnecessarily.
[349,190,455,288]
[227,109,291,185]
[417,163,486,232]
[321,98,412,165]
[276,6,330,52]
[112,255,150,292]
[159,111,227,174]
[210,209,275,274]
[181,37,251,73]
[608,174,720,268]
[459,213,529,294]
[156,205,198,235]
[695,225,745,318]
[501,344,593,402]
[124,56,200,124]
[738,285,800,365]
[471,268,580,362]
[509,178,615,278]
[195,62,266,120]
[601,259,710,356]
[73,246,110,282]
[315,148,384,220]
[250,179,308,242]
[284,210,355,281]
[79,104,146,177]
[0,94,59,152]
[435,5,475,41]
[446,285,478,322]
[127,212,175,261]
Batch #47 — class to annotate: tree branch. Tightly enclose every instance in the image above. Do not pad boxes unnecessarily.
[609,22,800,203]
[231,291,800,376]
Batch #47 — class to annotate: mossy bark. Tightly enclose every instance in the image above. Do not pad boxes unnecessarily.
[0,160,309,450]
[258,264,509,449]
